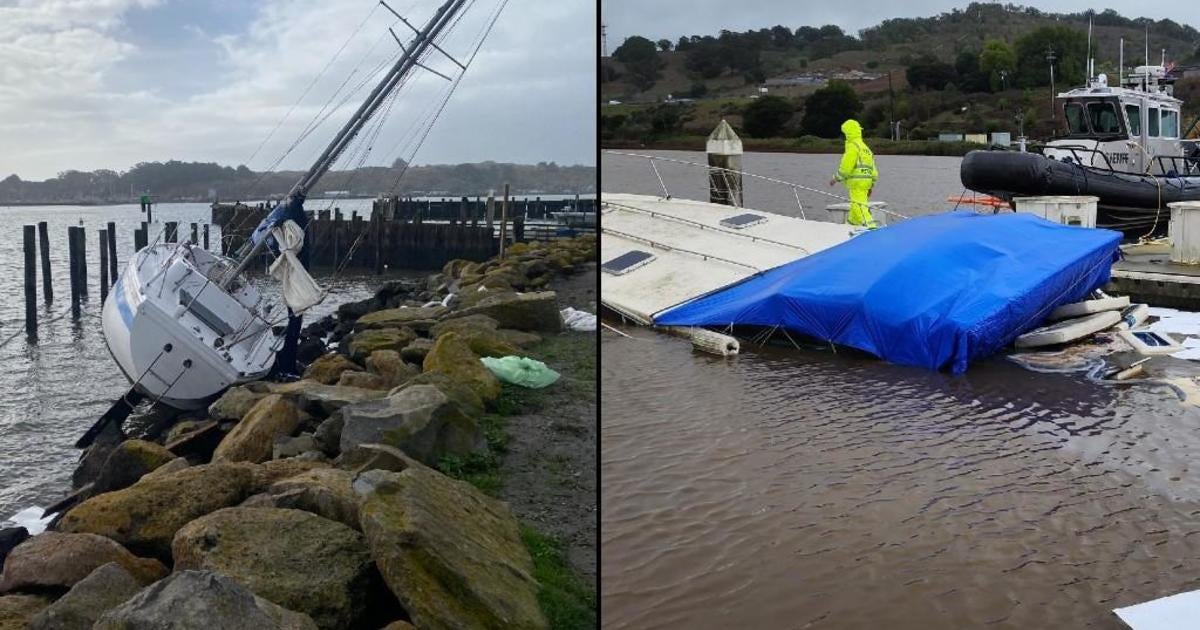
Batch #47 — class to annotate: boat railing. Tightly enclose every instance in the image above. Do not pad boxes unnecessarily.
[602,150,911,226]
[1034,143,1200,177]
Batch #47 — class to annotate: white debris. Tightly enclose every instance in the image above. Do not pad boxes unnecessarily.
[1115,589,1200,629]
[8,506,51,535]
[561,307,596,332]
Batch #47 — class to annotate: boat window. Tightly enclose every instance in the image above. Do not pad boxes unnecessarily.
[1149,107,1160,137]
[1086,102,1122,134]
[1124,104,1141,135]
[1161,109,1179,138]
[1064,103,1089,135]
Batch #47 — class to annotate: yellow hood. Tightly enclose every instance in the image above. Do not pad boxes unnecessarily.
[841,119,863,140]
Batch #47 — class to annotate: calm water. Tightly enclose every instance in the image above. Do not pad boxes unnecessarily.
[601,151,1200,628]
[0,200,382,522]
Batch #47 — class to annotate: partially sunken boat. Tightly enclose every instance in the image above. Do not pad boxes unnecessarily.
[961,62,1200,234]
[98,0,475,415]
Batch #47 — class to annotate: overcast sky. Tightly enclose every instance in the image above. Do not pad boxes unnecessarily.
[0,0,595,181]
[602,0,1198,54]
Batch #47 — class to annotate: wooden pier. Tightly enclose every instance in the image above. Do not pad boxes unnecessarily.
[211,194,596,271]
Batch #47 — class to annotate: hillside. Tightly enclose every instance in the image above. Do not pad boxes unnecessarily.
[601,3,1200,145]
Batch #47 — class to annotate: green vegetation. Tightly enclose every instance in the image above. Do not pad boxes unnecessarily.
[521,525,597,630]
[801,81,862,137]
[602,3,1200,149]
[438,411,508,495]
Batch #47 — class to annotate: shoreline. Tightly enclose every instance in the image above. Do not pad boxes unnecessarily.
[602,137,982,156]
[0,236,598,628]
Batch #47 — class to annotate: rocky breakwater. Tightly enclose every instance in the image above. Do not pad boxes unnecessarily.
[0,235,595,629]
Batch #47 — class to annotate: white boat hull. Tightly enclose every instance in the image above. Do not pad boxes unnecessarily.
[102,243,280,410]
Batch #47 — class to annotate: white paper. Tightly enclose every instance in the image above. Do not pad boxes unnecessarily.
[1115,589,1200,629]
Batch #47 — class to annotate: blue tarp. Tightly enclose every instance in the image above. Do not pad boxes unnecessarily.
[655,211,1122,373]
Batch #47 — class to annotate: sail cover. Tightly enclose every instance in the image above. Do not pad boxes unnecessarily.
[654,211,1122,373]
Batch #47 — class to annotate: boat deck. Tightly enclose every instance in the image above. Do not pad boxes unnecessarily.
[600,193,855,323]
[1109,242,1200,309]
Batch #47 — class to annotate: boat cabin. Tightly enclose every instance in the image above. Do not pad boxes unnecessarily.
[1044,66,1197,176]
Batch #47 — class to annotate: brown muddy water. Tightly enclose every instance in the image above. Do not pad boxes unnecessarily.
[601,151,1200,628]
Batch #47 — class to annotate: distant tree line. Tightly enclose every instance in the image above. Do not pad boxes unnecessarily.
[0,159,596,204]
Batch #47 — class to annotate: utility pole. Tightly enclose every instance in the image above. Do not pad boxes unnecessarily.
[887,71,895,140]
[1046,46,1057,124]
[601,23,608,57]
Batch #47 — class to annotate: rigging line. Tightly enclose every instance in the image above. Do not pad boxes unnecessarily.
[387,0,507,194]
[242,2,380,173]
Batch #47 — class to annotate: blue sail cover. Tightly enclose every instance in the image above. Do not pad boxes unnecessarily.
[655,211,1122,373]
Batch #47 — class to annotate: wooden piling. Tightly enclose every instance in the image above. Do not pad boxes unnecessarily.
[106,221,117,281]
[67,227,81,318]
[707,119,744,206]
[486,194,495,232]
[191,222,198,245]
[203,224,210,250]
[77,226,88,299]
[165,221,178,243]
[499,184,509,258]
[37,221,51,303]
[134,226,147,251]
[373,212,384,275]
[99,229,109,302]
[23,225,36,335]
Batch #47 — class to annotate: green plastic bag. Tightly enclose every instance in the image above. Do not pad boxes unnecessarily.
[480,356,561,388]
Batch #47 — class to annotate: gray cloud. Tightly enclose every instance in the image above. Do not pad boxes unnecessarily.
[0,0,595,180]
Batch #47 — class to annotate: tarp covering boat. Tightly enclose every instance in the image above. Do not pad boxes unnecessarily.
[654,211,1122,373]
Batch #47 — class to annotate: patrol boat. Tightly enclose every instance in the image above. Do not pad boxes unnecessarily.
[960,63,1200,234]
[81,0,485,447]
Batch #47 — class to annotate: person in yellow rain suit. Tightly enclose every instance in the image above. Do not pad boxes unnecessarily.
[827,119,878,228]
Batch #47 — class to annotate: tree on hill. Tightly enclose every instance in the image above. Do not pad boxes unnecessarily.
[906,55,957,91]
[954,50,989,93]
[801,81,862,138]
[684,37,726,79]
[1013,25,1087,88]
[742,95,795,137]
[656,39,672,52]
[979,39,1017,91]
[613,36,661,90]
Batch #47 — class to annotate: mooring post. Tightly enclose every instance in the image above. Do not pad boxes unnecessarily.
[99,229,109,302]
[67,227,81,318]
[707,119,743,206]
[190,222,198,245]
[499,184,509,258]
[373,213,384,275]
[23,225,36,336]
[203,224,210,250]
[165,221,177,243]
[134,226,147,251]
[78,226,88,299]
[37,221,51,303]
[106,221,117,281]
[486,194,495,233]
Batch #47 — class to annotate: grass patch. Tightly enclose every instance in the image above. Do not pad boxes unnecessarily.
[521,525,597,630]
[438,412,509,495]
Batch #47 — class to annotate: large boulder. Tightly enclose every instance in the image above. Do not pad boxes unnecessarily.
[30,562,145,630]
[338,384,480,466]
[400,338,434,363]
[347,328,418,361]
[71,421,124,490]
[94,570,318,630]
[93,439,176,494]
[273,433,317,460]
[391,372,485,418]
[335,443,423,476]
[313,415,345,457]
[365,350,419,387]
[429,314,499,338]
[358,468,547,630]
[255,380,387,416]
[303,353,363,385]
[454,291,563,332]
[356,306,447,331]
[208,386,268,422]
[337,370,389,390]
[58,462,258,559]
[213,395,302,464]
[0,594,51,630]
[0,529,27,573]
[257,468,361,530]
[0,532,166,592]
[250,459,331,490]
[422,332,500,403]
[172,507,375,629]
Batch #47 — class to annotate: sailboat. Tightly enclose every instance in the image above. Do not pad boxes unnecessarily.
[93,0,481,431]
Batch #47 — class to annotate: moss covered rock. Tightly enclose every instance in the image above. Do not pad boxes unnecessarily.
[356,307,446,331]
[358,468,546,630]
[400,338,434,363]
[58,462,258,559]
[338,384,480,466]
[336,370,389,390]
[172,507,374,629]
[30,562,146,630]
[208,386,268,422]
[455,291,563,332]
[347,328,418,362]
[365,349,419,387]
[302,353,363,385]
[0,594,51,630]
[0,532,167,592]
[213,395,302,464]
[93,439,176,494]
[422,332,500,403]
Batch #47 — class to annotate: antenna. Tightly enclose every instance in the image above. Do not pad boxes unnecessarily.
[1086,17,1093,83]
[1119,37,1123,85]
[601,23,608,57]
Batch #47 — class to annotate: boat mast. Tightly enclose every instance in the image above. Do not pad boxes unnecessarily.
[291,0,468,201]
[220,0,469,287]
